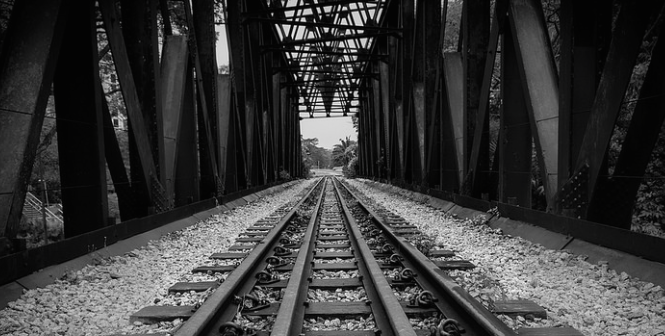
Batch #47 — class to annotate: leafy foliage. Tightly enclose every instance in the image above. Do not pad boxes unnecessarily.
[29,99,61,204]
[332,136,358,177]
[332,136,356,166]
[0,0,13,52]
[443,0,463,52]
[301,137,332,177]
[608,11,665,233]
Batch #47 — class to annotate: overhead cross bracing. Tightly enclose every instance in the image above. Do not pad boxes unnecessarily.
[258,0,392,118]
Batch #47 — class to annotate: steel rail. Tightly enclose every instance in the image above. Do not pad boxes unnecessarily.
[271,178,327,335]
[335,178,517,336]
[174,178,325,336]
[331,179,417,336]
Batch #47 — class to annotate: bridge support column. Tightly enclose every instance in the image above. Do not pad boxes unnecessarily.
[499,30,532,208]
[0,0,68,239]
[54,2,109,237]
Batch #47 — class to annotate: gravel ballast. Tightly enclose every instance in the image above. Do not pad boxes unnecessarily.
[0,179,316,336]
[346,179,665,336]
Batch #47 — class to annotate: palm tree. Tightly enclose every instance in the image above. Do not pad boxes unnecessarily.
[332,136,357,167]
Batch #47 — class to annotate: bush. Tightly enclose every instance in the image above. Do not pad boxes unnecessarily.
[301,159,312,178]
[344,157,358,178]
[279,169,291,180]
[16,215,63,249]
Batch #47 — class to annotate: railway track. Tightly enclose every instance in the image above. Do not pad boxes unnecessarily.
[129,177,581,336]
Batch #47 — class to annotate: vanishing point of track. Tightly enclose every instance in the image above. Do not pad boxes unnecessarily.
[131,177,518,335]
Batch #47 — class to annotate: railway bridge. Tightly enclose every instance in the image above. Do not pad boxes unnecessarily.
[1,0,664,279]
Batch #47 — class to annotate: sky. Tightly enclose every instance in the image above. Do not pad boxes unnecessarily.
[214,26,357,150]
[300,116,357,150]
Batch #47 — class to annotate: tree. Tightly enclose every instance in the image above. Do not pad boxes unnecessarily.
[332,136,358,177]
[443,0,463,52]
[301,138,332,176]
[30,99,61,204]
[332,136,357,166]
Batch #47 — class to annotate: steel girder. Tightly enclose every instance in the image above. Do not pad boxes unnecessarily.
[0,0,298,248]
[356,0,665,232]
[54,2,109,237]
[0,0,68,238]
[1,0,663,249]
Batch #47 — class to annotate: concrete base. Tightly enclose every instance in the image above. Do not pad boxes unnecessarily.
[489,217,573,251]
[455,208,665,289]
[564,239,665,287]
[242,194,260,203]
[428,198,455,212]
[448,205,488,222]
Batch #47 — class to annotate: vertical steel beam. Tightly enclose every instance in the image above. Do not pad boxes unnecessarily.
[233,94,249,190]
[192,0,220,196]
[426,0,442,185]
[507,0,559,207]
[101,88,134,220]
[160,36,188,206]
[100,0,158,205]
[557,0,573,191]
[467,13,501,196]
[369,88,376,178]
[262,108,270,182]
[296,112,302,177]
[272,73,281,180]
[284,95,290,177]
[411,0,427,182]
[149,0,165,188]
[280,87,288,174]
[286,93,293,177]
[0,0,67,237]
[365,88,376,177]
[499,30,532,207]
[395,0,415,181]
[557,0,661,216]
[395,100,405,180]
[175,61,200,206]
[463,0,490,194]
[357,110,364,176]
[571,1,611,168]
[372,75,383,179]
[412,79,426,182]
[226,0,249,189]
[587,31,665,229]
[384,6,400,180]
[357,99,365,176]
[120,0,163,188]
[217,74,232,193]
[224,90,239,193]
[192,0,219,147]
[257,28,269,185]
[241,0,268,186]
[423,1,444,188]
[54,1,109,237]
[440,91,460,193]
[183,0,220,197]
[558,0,611,191]
[379,58,391,180]
[443,53,465,187]
[245,97,256,185]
